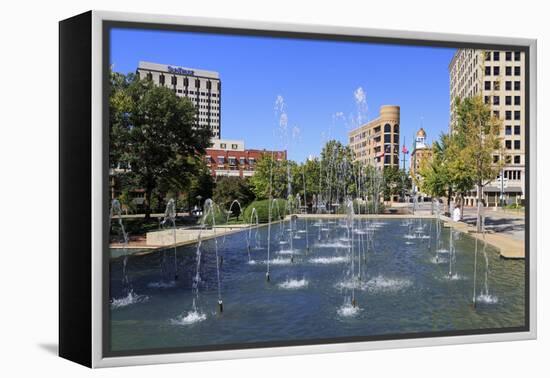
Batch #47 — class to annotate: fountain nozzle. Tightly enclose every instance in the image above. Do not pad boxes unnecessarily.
[266,272,270,282]
[218,299,223,313]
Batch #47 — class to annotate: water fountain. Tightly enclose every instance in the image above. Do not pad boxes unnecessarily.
[161,198,179,281]
[246,208,260,262]
[222,199,243,244]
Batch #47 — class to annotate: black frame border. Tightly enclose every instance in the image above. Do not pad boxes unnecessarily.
[101,19,531,359]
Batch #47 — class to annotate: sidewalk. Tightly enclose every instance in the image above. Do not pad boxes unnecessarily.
[442,213,525,259]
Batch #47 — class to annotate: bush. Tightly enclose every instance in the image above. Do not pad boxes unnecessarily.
[199,203,228,226]
[242,199,287,223]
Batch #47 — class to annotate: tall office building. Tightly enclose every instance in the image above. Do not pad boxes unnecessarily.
[348,105,400,170]
[137,61,222,138]
[449,49,525,206]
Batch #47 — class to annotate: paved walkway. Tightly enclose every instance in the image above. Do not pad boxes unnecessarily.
[460,207,525,242]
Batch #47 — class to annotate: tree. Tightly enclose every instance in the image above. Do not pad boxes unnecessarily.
[383,166,410,202]
[249,154,295,200]
[213,176,255,216]
[109,72,212,219]
[453,96,503,230]
[292,158,320,210]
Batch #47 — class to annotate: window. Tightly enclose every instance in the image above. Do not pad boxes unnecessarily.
[384,155,391,165]
[384,123,391,132]
[514,111,521,120]
[493,110,500,119]
[183,77,189,86]
[239,157,246,165]
[514,66,521,76]
[505,96,512,105]
[393,134,399,144]
[505,155,512,164]
[493,96,500,105]
[505,81,512,90]
[514,155,521,164]
[195,79,200,88]
[493,80,500,90]
[505,125,512,135]
[505,111,512,120]
[493,51,500,61]
[514,51,521,61]
[493,66,500,75]
[159,74,165,85]
[484,96,490,104]
[505,66,512,76]
[506,51,512,61]
[384,134,391,143]
[485,51,491,60]
[394,124,399,133]
[484,81,491,90]
[514,140,521,150]
[514,81,521,90]
[206,81,212,90]
[220,143,226,149]
[146,72,152,81]
[514,125,521,135]
[171,76,177,85]
[217,156,225,165]
[514,96,521,105]
[493,155,500,163]
[485,66,491,75]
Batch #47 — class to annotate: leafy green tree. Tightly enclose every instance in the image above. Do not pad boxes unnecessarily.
[249,154,295,200]
[109,72,211,219]
[383,166,410,202]
[453,96,503,230]
[213,176,255,216]
[292,158,320,210]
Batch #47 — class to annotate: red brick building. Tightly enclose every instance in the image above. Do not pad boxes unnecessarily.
[205,139,286,178]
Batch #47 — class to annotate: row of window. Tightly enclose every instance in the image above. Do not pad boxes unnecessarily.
[148,72,222,90]
[491,110,521,121]
[208,157,257,165]
[505,125,522,136]
[494,155,522,165]
[484,80,521,91]
[485,51,521,62]
[350,124,399,143]
[504,140,522,150]
[485,95,521,106]
[496,170,522,180]
[484,66,521,76]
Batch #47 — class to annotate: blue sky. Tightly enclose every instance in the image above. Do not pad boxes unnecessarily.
[110,28,456,163]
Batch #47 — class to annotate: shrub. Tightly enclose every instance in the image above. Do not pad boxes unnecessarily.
[242,199,287,223]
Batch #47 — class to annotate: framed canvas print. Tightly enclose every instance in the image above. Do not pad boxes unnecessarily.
[59,10,537,368]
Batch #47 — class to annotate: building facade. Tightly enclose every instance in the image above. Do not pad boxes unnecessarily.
[137,61,222,138]
[449,49,525,206]
[348,105,401,170]
[410,128,433,199]
[205,139,287,179]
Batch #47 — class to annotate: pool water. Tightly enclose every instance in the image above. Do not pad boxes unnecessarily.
[109,218,525,352]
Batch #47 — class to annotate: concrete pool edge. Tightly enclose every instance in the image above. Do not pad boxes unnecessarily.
[110,214,525,260]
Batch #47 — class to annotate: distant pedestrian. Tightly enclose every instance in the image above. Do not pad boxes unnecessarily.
[453,204,461,222]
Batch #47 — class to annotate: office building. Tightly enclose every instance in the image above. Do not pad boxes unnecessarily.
[348,105,401,170]
[449,49,525,206]
[137,61,222,138]
[205,139,287,178]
